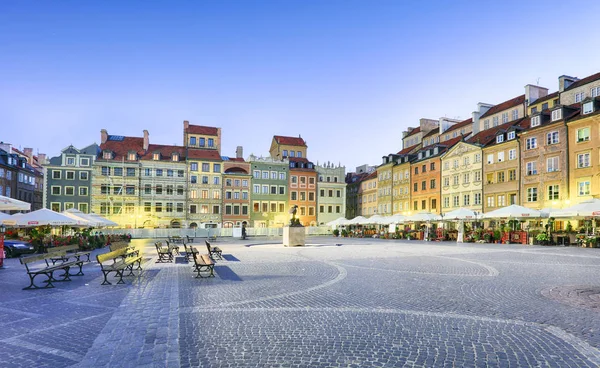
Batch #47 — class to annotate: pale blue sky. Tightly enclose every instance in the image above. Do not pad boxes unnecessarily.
[1,0,599,170]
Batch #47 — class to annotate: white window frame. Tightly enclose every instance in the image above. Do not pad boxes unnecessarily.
[526,161,537,175]
[530,115,540,127]
[526,137,537,150]
[551,109,562,121]
[546,131,559,145]
[507,131,515,140]
[496,135,504,143]
[582,101,594,115]
[508,149,516,160]
[575,92,585,103]
[577,127,590,142]
[577,153,591,168]
[578,181,591,196]
[527,187,538,202]
[547,157,559,172]
[497,152,504,162]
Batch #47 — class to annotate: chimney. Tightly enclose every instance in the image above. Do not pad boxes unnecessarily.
[38,153,47,165]
[23,147,33,159]
[143,130,149,151]
[0,142,12,154]
[236,146,243,159]
[101,129,108,144]
[183,120,189,130]
[559,75,579,92]
[524,84,548,105]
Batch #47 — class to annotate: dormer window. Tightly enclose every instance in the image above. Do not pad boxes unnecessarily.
[434,147,439,155]
[531,115,541,127]
[425,150,430,157]
[583,101,594,115]
[575,92,585,103]
[551,109,562,121]
[153,153,160,161]
[591,87,600,97]
[102,150,112,160]
[496,135,504,143]
[507,131,515,140]
[128,152,137,161]
[172,153,179,162]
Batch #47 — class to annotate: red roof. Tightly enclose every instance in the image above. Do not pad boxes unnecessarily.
[480,94,526,118]
[467,119,523,146]
[225,157,245,162]
[422,128,439,139]
[100,136,144,160]
[439,136,463,150]
[404,126,421,138]
[274,135,306,146]
[187,148,222,161]
[140,144,185,161]
[565,72,600,91]
[531,91,558,106]
[397,143,420,155]
[364,171,378,180]
[186,124,219,136]
[444,118,472,133]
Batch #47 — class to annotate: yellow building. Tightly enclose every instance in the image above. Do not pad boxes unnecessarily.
[269,135,308,159]
[567,98,600,204]
[360,172,378,216]
[376,160,393,216]
[440,140,484,214]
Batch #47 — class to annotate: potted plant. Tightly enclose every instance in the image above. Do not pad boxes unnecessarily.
[333,229,340,237]
[536,232,549,245]
[341,229,348,237]
[483,233,492,243]
[493,229,502,244]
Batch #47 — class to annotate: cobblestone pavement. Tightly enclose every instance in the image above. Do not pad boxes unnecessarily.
[1,238,600,367]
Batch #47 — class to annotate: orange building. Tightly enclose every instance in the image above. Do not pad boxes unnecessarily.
[222,151,251,228]
[288,158,318,226]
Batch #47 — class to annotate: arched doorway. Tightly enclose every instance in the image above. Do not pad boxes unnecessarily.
[189,222,198,229]
[170,220,181,228]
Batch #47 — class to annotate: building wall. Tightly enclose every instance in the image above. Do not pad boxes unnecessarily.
[392,161,411,214]
[139,161,188,228]
[376,162,394,216]
[187,159,222,227]
[480,105,525,132]
[316,163,346,225]
[249,158,289,227]
[410,157,441,214]
[567,112,600,204]
[360,175,377,216]
[482,139,520,212]
[561,80,600,105]
[222,160,251,227]
[441,142,483,214]
[289,169,317,226]
[520,121,569,210]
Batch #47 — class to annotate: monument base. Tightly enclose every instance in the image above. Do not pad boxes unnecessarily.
[283,226,306,247]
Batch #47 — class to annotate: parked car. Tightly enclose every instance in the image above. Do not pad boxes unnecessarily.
[3,240,36,258]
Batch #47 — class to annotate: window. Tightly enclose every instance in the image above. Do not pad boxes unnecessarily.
[178,170,184,178]
[474,193,481,205]
[65,171,75,180]
[463,173,469,184]
[52,170,61,179]
[51,186,61,195]
[463,157,469,166]
[79,187,88,196]
[101,166,111,176]
[291,191,297,200]
[474,153,481,163]
[497,152,504,162]
[430,162,435,171]
[592,87,600,97]
[474,171,481,182]
[431,199,436,210]
[487,154,493,164]
[575,92,585,103]
[526,138,537,150]
[527,187,538,202]
[156,169,163,176]
[463,194,470,206]
[66,157,75,166]
[453,160,458,168]
[496,135,504,143]
[189,137,196,146]
[177,185,184,195]
[551,109,562,121]
[422,164,426,173]
[208,138,214,147]
[497,195,505,207]
[509,169,516,181]
[497,172,505,182]
[546,131,559,145]
[167,169,173,177]
[290,151,295,157]
[507,131,515,140]
[512,109,518,120]
[65,186,75,196]
[413,183,418,192]
[577,127,590,142]
[213,164,221,173]
[80,171,89,180]
[444,177,450,186]
[508,149,516,160]
[578,181,591,196]
[80,157,90,166]
[430,179,435,189]
[548,185,559,200]
[583,101,594,114]
[547,157,559,172]
[414,167,418,175]
[444,162,449,170]
[502,112,508,123]
[577,153,590,168]
[422,200,426,210]
[531,107,538,114]
[531,116,540,127]
[166,203,173,213]
[253,185,260,194]
[526,162,537,175]
[297,151,302,158]
[453,196,459,207]
[493,116,499,126]
[483,119,490,130]
[201,163,209,172]
[199,138,205,147]
[443,197,450,208]
[487,196,494,208]
[453,175,459,185]
[421,181,426,190]
[126,168,135,176]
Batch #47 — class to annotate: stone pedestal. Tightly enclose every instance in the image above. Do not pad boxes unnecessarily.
[283,226,306,247]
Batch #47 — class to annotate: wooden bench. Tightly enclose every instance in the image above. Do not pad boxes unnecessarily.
[168,236,185,244]
[165,240,180,255]
[20,251,84,290]
[186,235,195,243]
[184,243,199,262]
[205,240,222,260]
[109,241,132,252]
[192,253,215,278]
[155,241,173,263]
[96,245,143,285]
[48,244,93,264]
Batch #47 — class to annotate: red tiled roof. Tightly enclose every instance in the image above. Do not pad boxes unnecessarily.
[444,118,472,133]
[274,135,306,146]
[467,119,524,146]
[422,128,439,139]
[397,143,420,155]
[289,157,310,163]
[404,126,421,138]
[439,136,463,150]
[565,72,600,91]
[364,171,378,180]
[140,144,185,161]
[186,124,219,136]
[480,95,526,118]
[100,136,144,160]
[225,157,246,162]
[187,148,222,161]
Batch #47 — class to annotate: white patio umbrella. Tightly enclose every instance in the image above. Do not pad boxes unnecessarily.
[62,209,98,227]
[0,195,31,211]
[443,208,478,220]
[408,212,441,222]
[326,217,349,227]
[2,208,82,227]
[551,199,600,217]
[380,214,407,225]
[347,216,368,225]
[365,214,386,224]
[0,212,13,221]
[87,213,119,227]
[482,204,547,219]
